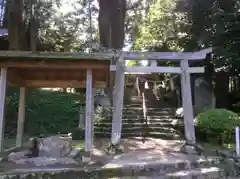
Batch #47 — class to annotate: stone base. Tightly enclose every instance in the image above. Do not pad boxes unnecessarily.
[180,142,204,156]
[82,156,91,163]
[82,151,91,163]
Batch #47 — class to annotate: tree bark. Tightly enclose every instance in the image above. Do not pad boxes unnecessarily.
[98,0,126,49]
[7,0,24,50]
[29,0,37,52]
[110,0,126,49]
[98,0,112,48]
[215,72,229,108]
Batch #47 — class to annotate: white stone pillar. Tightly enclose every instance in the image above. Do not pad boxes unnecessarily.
[180,60,196,144]
[111,56,125,145]
[0,68,7,151]
[84,69,93,160]
[16,87,26,147]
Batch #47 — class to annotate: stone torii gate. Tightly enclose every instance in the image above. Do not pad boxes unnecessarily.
[110,48,213,145]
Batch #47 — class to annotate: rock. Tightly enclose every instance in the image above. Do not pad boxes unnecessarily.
[216,149,236,158]
[68,148,82,159]
[175,107,184,118]
[8,151,29,162]
[194,77,215,115]
[39,136,72,157]
[180,144,198,155]
[171,119,183,126]
[180,142,204,155]
[186,141,204,154]
[12,157,78,166]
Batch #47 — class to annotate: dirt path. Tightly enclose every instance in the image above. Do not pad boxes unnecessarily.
[91,137,186,164]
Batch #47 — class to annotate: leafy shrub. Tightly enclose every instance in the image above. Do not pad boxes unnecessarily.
[5,88,83,137]
[72,128,85,140]
[233,101,240,113]
[195,108,240,145]
[93,105,111,124]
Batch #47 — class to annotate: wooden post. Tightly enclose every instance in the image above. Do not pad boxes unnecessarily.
[111,56,125,145]
[92,88,95,147]
[16,87,26,147]
[0,68,7,151]
[180,60,196,144]
[84,69,93,160]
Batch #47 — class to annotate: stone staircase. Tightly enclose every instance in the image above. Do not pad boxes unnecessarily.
[94,95,182,139]
[3,156,236,178]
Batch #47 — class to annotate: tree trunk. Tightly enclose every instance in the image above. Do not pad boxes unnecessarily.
[98,0,126,49]
[98,0,127,106]
[98,0,112,48]
[110,0,126,49]
[29,0,37,52]
[7,0,33,51]
[7,0,25,50]
[215,72,229,108]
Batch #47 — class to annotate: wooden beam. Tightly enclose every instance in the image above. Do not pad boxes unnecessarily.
[0,51,117,60]
[16,87,26,147]
[110,65,205,74]
[0,61,109,70]
[123,47,212,60]
[7,71,25,86]
[22,80,106,88]
[0,68,7,151]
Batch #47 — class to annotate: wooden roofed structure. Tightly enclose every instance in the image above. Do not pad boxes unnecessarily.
[0,51,118,154]
[0,51,114,88]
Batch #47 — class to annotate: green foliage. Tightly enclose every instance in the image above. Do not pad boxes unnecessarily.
[184,0,240,73]
[133,0,189,51]
[5,88,110,139]
[5,88,84,137]
[93,106,110,124]
[196,108,240,145]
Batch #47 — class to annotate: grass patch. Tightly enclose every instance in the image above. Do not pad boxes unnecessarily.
[199,142,236,156]
[3,136,30,150]
[72,140,84,151]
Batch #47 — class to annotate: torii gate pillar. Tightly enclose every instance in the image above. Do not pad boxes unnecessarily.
[180,59,196,144]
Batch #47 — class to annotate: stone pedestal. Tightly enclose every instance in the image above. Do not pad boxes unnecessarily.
[194,77,215,115]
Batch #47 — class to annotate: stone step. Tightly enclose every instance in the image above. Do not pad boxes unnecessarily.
[122,113,173,117]
[94,131,181,139]
[94,126,178,134]
[119,115,174,119]
[123,109,171,113]
[1,157,220,179]
[99,120,177,127]
[100,115,176,120]
[95,122,176,128]
[133,167,224,179]
[120,116,174,120]
[121,118,178,123]
[92,157,220,178]
[123,106,173,109]
[99,118,179,125]
[123,108,174,112]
